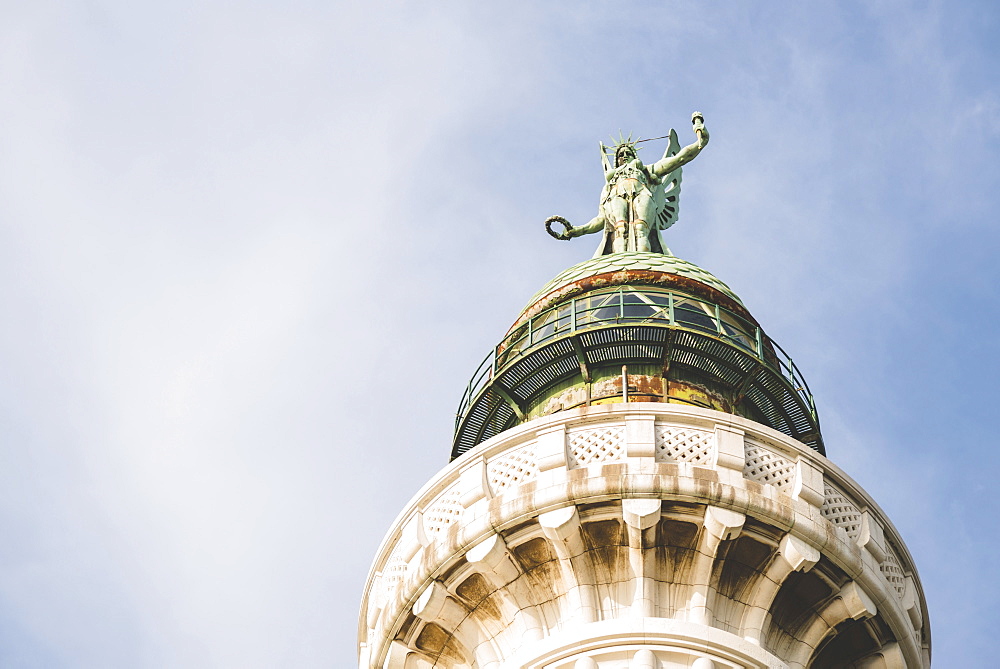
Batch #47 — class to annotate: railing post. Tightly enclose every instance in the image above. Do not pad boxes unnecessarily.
[571,297,577,332]
[618,287,624,322]
[755,327,763,358]
[528,317,533,347]
[491,345,497,377]
[714,304,723,335]
[668,292,675,325]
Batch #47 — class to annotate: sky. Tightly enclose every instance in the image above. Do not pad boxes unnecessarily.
[0,1,998,666]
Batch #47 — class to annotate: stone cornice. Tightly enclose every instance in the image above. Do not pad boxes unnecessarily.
[359,404,930,668]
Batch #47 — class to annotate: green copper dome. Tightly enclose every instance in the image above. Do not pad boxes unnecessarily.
[525,252,743,310]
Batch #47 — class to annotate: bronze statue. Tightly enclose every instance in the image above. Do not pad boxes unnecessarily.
[547,112,709,256]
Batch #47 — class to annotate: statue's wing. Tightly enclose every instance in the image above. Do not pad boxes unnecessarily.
[600,142,611,174]
[655,129,683,231]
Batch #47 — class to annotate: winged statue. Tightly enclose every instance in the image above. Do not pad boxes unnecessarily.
[546,112,709,256]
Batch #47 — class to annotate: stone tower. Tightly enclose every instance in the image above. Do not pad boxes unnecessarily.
[358,135,930,669]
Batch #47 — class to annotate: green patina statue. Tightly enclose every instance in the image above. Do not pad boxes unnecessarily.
[546,112,709,256]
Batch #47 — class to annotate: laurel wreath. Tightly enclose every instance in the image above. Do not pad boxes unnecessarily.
[545,216,574,240]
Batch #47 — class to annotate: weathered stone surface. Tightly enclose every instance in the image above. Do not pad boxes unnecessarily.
[359,404,929,669]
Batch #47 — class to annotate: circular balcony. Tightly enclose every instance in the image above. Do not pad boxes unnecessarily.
[364,403,928,669]
[452,285,823,460]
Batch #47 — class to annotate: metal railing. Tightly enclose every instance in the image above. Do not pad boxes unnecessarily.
[455,286,817,431]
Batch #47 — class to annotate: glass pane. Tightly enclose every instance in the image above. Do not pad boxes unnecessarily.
[622,294,657,320]
[674,299,716,331]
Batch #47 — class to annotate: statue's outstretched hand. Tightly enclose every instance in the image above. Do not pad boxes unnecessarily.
[546,214,606,241]
[545,216,575,240]
[692,112,709,148]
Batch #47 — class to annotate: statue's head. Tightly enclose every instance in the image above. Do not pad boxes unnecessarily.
[615,144,636,166]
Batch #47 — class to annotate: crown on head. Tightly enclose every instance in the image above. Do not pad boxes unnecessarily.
[610,130,640,153]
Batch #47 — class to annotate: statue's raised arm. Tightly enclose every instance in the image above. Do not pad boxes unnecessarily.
[545,112,710,256]
[649,112,709,178]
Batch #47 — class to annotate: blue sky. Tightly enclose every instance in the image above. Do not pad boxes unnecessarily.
[1,1,997,666]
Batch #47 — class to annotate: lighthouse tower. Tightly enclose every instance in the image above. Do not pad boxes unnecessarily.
[358,121,930,669]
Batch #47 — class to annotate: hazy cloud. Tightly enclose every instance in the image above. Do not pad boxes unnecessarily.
[0,1,997,666]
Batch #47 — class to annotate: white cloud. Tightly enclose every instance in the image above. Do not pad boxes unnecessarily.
[0,1,997,666]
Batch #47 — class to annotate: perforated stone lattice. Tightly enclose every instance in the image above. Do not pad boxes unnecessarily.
[880,544,906,599]
[486,444,539,494]
[820,482,863,540]
[379,549,408,608]
[654,425,714,464]
[567,424,626,467]
[743,440,796,492]
[423,486,464,536]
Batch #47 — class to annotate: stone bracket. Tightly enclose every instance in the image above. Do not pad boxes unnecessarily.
[536,425,568,472]
[623,498,662,530]
[714,425,745,471]
[705,506,746,542]
[779,533,820,572]
[857,510,887,563]
[793,458,825,508]
[625,415,656,459]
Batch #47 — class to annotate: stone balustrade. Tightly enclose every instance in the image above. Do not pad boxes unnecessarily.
[359,404,929,669]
